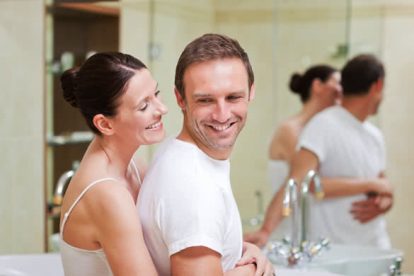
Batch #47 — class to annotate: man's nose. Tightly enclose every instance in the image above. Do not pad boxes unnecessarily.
[212,101,231,123]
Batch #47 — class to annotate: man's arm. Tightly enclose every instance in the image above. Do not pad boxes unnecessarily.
[244,148,394,247]
[350,171,393,223]
[244,148,319,247]
[171,246,255,276]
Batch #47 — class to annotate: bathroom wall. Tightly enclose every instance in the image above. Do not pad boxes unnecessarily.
[379,2,414,272]
[0,0,45,253]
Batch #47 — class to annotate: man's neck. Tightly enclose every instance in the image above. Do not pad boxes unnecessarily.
[341,96,371,122]
[176,130,231,160]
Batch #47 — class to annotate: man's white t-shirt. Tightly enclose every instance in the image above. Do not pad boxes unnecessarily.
[137,138,243,275]
[298,105,391,249]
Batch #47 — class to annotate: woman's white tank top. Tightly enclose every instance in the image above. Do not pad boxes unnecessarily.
[59,161,141,276]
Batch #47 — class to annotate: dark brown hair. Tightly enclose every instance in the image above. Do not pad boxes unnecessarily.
[341,54,385,96]
[60,52,147,134]
[175,33,254,99]
[289,65,337,103]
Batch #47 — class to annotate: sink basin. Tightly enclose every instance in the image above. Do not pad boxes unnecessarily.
[0,252,342,276]
[0,253,63,276]
[307,244,403,276]
[268,244,403,276]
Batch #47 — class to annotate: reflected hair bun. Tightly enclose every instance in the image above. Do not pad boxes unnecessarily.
[289,73,303,94]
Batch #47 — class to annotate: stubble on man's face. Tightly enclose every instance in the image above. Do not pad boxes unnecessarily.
[179,58,251,159]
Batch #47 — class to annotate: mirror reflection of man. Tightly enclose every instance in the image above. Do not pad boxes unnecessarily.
[245,54,393,249]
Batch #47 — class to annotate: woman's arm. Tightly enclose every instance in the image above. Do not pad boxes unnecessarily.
[91,183,157,276]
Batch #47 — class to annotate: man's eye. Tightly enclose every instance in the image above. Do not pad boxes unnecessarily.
[228,95,243,101]
[198,98,212,104]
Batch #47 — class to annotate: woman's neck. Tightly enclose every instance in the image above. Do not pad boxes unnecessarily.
[92,136,139,178]
[298,99,329,125]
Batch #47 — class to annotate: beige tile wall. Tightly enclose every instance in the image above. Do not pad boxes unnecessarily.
[380,7,414,272]
[0,0,45,253]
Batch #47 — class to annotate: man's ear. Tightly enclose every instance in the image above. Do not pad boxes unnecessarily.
[248,83,256,101]
[174,87,186,110]
[369,78,384,95]
[374,78,384,92]
[93,114,114,136]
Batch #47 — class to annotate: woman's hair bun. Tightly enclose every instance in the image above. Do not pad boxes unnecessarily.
[289,73,302,94]
[60,67,79,108]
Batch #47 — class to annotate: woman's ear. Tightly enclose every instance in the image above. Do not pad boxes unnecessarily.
[93,114,114,136]
[311,78,324,96]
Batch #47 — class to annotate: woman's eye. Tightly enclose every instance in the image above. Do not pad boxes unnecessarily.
[155,90,161,97]
[139,102,148,111]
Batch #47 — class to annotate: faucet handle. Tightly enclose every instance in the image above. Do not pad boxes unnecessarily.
[282,207,291,217]
[389,256,403,276]
[314,190,325,200]
[53,195,63,206]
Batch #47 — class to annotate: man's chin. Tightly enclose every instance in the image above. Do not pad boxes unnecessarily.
[207,139,236,150]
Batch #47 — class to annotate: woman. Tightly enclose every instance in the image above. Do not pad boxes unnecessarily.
[268,65,342,193]
[59,52,272,275]
[264,65,342,241]
[59,52,165,275]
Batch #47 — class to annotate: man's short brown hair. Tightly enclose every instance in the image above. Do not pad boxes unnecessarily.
[175,33,254,99]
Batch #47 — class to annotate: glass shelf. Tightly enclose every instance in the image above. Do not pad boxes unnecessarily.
[47,131,94,146]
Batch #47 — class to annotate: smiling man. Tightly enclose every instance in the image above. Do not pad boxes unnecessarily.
[138,34,273,276]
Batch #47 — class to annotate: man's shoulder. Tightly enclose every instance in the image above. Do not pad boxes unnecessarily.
[363,121,384,142]
[152,138,198,168]
[143,139,201,188]
[303,106,339,133]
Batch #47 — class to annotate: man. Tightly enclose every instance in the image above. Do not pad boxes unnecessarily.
[245,54,393,249]
[138,34,274,275]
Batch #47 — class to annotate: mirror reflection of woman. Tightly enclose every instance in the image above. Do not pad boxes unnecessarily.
[59,52,166,275]
[260,65,342,241]
[268,65,342,193]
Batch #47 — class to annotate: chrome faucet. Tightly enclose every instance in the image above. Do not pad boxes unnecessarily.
[300,170,324,246]
[53,161,79,206]
[282,178,300,248]
[267,171,329,267]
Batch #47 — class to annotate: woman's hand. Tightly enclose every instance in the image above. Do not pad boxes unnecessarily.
[236,242,275,276]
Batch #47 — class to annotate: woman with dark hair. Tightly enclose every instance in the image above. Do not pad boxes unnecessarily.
[244,65,342,245]
[59,52,166,275]
[59,51,272,275]
[267,65,342,193]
